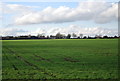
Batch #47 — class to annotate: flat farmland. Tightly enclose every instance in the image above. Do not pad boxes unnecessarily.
[2,39,118,79]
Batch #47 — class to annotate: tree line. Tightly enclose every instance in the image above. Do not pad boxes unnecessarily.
[1,32,119,40]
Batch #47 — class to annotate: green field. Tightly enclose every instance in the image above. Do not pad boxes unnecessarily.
[2,39,118,79]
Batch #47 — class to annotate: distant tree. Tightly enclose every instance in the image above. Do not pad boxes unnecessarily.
[47,35,49,39]
[114,35,118,38]
[37,34,41,38]
[103,35,108,39]
[50,35,55,39]
[56,32,64,39]
[80,34,83,38]
[88,36,92,39]
[50,35,53,38]
[83,36,87,39]
[62,34,66,39]
[72,33,77,38]
[37,33,45,38]
[66,34,71,39]
[99,34,102,38]
[28,34,31,38]
[77,35,80,38]
[95,34,102,39]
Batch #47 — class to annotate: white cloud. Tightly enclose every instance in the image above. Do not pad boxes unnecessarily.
[94,3,118,23]
[0,2,36,14]
[0,2,3,20]
[0,16,2,20]
[0,28,28,36]
[0,25,117,36]
[45,25,118,36]
[12,1,118,25]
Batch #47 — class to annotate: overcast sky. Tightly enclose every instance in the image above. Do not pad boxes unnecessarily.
[0,0,119,36]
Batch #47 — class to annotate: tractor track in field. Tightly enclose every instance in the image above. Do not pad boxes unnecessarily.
[64,56,80,63]
[16,55,56,77]
[4,46,57,78]
[3,53,18,70]
[33,54,52,63]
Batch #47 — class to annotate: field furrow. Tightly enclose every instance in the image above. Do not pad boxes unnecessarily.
[3,46,57,79]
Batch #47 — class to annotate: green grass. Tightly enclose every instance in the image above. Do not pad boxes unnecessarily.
[2,39,118,79]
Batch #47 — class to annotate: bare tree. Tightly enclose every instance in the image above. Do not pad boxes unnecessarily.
[37,33,45,38]
[72,33,77,38]
[80,34,83,38]
[37,34,41,38]
[28,34,31,38]
[95,34,102,39]
[56,32,64,39]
